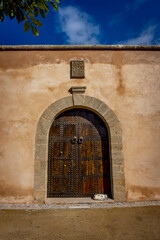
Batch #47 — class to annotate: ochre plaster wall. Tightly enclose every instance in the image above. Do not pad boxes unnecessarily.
[0,50,160,203]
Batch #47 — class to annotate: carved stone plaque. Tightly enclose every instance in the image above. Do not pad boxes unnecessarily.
[70,61,85,78]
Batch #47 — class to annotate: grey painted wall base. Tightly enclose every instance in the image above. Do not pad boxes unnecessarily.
[34,95,126,202]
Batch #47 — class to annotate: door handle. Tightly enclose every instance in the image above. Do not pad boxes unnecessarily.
[78,136,83,144]
[71,136,77,144]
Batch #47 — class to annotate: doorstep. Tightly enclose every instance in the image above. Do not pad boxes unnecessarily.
[45,197,114,205]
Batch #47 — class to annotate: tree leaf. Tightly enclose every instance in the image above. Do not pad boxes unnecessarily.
[35,28,39,36]
[23,21,30,33]
[0,0,60,35]
[31,18,42,26]
[31,25,39,36]
[3,2,10,16]
[40,9,46,19]
[9,9,15,20]
[31,25,36,35]
[28,13,34,17]
[50,2,58,11]
[37,3,46,10]
[16,8,25,23]
[43,2,49,12]
[34,8,39,17]
[0,10,4,22]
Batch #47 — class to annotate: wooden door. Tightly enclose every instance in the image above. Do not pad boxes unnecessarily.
[47,109,110,198]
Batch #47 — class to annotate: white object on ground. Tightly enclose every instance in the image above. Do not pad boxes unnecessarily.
[93,194,108,200]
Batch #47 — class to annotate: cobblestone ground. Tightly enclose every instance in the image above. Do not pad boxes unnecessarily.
[0,206,160,240]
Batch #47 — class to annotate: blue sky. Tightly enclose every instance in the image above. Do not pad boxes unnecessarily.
[0,0,160,45]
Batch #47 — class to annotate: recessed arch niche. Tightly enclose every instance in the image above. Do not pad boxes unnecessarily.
[34,94,126,202]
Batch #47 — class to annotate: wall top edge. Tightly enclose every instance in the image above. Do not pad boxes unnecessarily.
[0,45,160,51]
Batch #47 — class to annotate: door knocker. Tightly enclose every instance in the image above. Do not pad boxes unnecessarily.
[71,136,77,144]
[78,136,83,144]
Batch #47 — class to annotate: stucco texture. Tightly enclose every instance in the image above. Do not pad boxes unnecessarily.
[0,49,160,203]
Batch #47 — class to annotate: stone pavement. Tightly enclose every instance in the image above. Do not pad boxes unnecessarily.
[0,204,160,240]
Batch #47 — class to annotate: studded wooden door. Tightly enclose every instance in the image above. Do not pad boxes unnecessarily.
[47,109,110,198]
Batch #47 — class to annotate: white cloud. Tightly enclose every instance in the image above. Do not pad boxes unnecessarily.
[57,6,101,45]
[118,25,159,45]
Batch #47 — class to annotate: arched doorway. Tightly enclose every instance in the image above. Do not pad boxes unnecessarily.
[34,95,126,202]
[47,109,111,198]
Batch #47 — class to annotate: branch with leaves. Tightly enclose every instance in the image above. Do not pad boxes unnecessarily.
[0,0,60,36]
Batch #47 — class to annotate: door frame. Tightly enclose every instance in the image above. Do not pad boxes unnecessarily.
[34,95,126,202]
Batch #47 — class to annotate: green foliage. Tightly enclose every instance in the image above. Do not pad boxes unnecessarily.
[0,0,60,36]
[23,21,30,32]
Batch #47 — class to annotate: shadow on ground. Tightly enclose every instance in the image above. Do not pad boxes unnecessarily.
[0,206,160,240]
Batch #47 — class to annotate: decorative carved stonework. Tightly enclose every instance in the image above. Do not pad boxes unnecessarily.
[70,86,86,94]
[70,61,85,78]
[70,86,86,105]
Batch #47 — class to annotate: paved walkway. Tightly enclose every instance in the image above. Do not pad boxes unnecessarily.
[0,205,160,240]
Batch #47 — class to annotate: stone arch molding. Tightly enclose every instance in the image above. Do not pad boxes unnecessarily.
[34,94,126,202]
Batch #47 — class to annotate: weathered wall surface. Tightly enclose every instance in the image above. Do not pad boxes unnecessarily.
[0,49,160,203]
